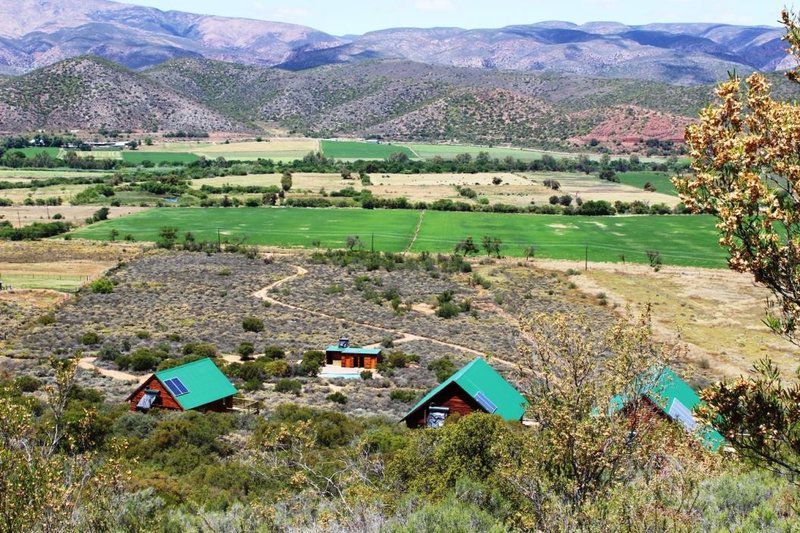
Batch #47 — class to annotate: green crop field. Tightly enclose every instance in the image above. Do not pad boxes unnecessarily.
[411,211,723,266]
[403,143,550,161]
[321,140,417,160]
[9,147,62,157]
[617,171,678,196]
[69,207,725,268]
[70,208,421,252]
[122,152,200,164]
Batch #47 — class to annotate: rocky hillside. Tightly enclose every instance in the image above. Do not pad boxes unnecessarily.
[145,58,714,147]
[0,57,248,132]
[0,0,793,85]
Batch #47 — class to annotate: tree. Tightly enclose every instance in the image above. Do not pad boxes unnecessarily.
[345,235,363,251]
[281,171,293,192]
[109,229,119,242]
[157,227,178,249]
[481,236,502,258]
[454,236,478,256]
[676,9,800,480]
[523,245,536,261]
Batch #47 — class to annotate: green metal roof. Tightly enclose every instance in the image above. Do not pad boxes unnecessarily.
[402,357,528,422]
[155,358,238,410]
[325,345,382,355]
[610,366,726,452]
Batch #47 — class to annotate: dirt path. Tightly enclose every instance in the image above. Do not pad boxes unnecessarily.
[78,357,145,383]
[404,210,426,254]
[253,265,526,372]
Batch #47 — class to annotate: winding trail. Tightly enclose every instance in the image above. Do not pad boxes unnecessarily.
[253,264,526,372]
[78,356,145,383]
[80,263,527,382]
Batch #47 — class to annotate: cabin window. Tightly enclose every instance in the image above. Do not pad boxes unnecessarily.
[427,406,449,428]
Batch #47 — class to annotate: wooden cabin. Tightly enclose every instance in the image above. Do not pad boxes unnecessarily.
[609,366,726,451]
[401,357,528,429]
[325,338,381,369]
[126,358,238,413]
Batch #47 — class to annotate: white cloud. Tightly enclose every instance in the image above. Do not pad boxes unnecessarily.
[414,0,456,12]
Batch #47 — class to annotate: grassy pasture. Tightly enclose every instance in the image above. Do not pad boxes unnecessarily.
[617,171,678,196]
[121,152,199,164]
[8,147,62,157]
[321,140,417,160]
[178,139,320,161]
[0,169,108,179]
[69,207,725,268]
[70,208,420,252]
[411,211,724,267]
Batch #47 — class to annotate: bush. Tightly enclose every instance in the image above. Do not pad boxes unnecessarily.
[387,352,419,369]
[327,392,348,404]
[242,317,264,333]
[390,389,419,402]
[89,278,114,294]
[428,356,457,382]
[15,375,41,393]
[361,370,373,380]
[80,331,101,345]
[263,360,291,378]
[182,343,219,359]
[299,350,326,376]
[117,349,163,372]
[436,301,461,319]
[263,345,285,361]
[98,344,121,362]
[274,379,302,395]
[237,342,255,359]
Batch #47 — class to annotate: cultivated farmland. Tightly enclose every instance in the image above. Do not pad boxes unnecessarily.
[121,152,199,164]
[68,207,725,268]
[321,140,417,160]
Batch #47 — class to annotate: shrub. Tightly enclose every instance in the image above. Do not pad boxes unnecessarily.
[274,379,302,395]
[387,352,419,369]
[237,342,255,359]
[361,371,373,380]
[182,343,218,358]
[117,349,162,372]
[263,345,285,361]
[89,278,114,294]
[299,350,326,376]
[98,344,121,362]
[327,392,348,404]
[242,317,264,333]
[428,356,457,382]
[80,331,101,345]
[37,313,56,325]
[263,360,291,378]
[15,375,41,393]
[390,389,419,402]
[436,301,461,319]
[135,330,151,340]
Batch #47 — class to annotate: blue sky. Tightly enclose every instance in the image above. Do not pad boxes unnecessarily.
[123,0,789,35]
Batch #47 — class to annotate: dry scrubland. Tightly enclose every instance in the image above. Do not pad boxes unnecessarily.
[3,249,613,416]
[191,171,677,206]
[533,259,800,379]
[0,239,789,416]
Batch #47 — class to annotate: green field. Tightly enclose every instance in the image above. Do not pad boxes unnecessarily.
[70,208,421,252]
[122,152,200,164]
[403,143,550,161]
[321,140,417,160]
[617,171,678,196]
[69,208,726,267]
[9,147,62,157]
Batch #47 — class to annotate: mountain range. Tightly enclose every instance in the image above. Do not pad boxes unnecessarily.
[0,0,794,85]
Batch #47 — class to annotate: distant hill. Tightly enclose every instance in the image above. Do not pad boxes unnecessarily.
[4,56,800,148]
[0,0,794,85]
[0,57,249,132]
[144,57,713,148]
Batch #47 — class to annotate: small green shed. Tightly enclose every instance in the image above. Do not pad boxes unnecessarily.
[401,357,528,428]
[127,358,238,413]
[610,366,726,451]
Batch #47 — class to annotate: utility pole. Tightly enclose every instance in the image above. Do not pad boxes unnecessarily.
[584,244,588,272]
[217,228,222,252]
[16,210,21,227]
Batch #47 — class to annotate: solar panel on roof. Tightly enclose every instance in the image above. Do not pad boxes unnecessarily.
[474,391,498,414]
[164,377,189,397]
